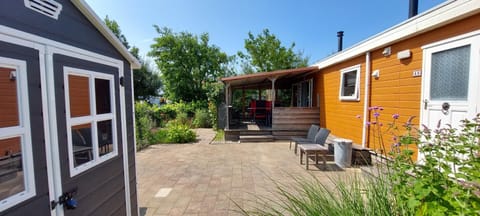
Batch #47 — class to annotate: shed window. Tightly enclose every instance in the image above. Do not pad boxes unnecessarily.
[65,67,117,176]
[339,65,361,101]
[0,58,36,211]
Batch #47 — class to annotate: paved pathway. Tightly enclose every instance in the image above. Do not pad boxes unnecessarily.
[136,128,358,216]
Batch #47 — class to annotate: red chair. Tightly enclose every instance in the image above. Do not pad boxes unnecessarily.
[248,99,256,120]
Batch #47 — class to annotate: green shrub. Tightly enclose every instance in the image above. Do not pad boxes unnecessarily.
[366,106,480,215]
[174,112,189,125]
[208,101,219,130]
[147,129,169,144]
[135,101,154,150]
[388,115,480,215]
[193,109,211,128]
[213,129,224,141]
[166,123,196,143]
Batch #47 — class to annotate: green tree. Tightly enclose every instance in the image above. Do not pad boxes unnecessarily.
[104,15,130,49]
[104,16,162,100]
[149,26,233,102]
[238,29,309,73]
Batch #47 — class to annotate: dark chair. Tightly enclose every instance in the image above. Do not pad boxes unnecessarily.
[289,124,320,152]
[297,128,331,169]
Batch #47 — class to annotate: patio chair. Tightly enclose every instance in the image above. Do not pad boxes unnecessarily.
[294,127,331,154]
[297,128,331,169]
[289,124,320,152]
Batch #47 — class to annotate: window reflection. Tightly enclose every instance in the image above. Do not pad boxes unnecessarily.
[0,67,19,127]
[342,71,357,97]
[0,137,24,201]
[95,78,111,114]
[71,124,93,167]
[97,120,113,156]
[68,75,90,117]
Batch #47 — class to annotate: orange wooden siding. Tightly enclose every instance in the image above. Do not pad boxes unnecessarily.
[316,13,480,154]
[68,74,90,117]
[0,67,19,128]
[367,13,480,156]
[316,56,365,144]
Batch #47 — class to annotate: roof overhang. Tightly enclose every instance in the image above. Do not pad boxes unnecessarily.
[71,0,141,69]
[313,0,480,70]
[221,66,319,88]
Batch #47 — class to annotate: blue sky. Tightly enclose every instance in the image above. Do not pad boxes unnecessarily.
[85,0,443,65]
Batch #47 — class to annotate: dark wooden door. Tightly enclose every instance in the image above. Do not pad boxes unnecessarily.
[0,41,51,215]
[53,54,127,216]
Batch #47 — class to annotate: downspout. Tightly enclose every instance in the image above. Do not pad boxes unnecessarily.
[361,52,371,148]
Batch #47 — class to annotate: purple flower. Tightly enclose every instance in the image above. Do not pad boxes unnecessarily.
[392,136,397,141]
[373,112,380,117]
[392,113,400,119]
[366,122,371,126]
[393,142,400,147]
[379,122,383,126]
[379,107,384,111]
[355,115,361,119]
[371,121,377,125]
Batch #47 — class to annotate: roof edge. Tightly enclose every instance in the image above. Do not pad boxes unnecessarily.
[221,66,319,82]
[313,0,480,69]
[71,0,141,69]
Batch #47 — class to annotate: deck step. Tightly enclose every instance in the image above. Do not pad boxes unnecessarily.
[239,130,272,136]
[239,135,274,143]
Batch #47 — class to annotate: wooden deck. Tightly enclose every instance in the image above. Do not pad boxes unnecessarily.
[226,107,320,141]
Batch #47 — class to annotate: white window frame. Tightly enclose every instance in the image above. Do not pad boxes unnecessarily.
[339,64,361,101]
[0,57,36,211]
[64,67,118,177]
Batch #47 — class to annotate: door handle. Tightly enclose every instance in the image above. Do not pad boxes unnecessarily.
[51,187,78,210]
[423,99,428,110]
[442,102,450,111]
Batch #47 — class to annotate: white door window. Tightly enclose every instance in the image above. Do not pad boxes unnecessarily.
[422,33,480,131]
[0,57,35,211]
[64,67,118,176]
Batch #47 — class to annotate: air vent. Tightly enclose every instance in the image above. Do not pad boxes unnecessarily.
[24,0,63,20]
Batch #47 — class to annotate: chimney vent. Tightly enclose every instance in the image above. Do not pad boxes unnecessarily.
[337,31,344,52]
[409,0,418,18]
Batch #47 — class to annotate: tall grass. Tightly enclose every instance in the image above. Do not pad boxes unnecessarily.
[235,171,400,216]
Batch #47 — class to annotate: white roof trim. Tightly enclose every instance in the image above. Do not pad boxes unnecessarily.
[313,0,480,69]
[70,0,141,69]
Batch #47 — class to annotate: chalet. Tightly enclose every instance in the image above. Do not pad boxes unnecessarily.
[0,0,140,215]
[222,0,480,159]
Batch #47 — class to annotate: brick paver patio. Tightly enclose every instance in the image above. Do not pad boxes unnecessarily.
[136,129,359,216]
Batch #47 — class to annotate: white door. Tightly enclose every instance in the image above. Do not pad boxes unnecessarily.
[421,33,480,131]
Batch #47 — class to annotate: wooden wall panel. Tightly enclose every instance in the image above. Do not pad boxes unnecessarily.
[367,13,480,158]
[0,67,19,127]
[272,107,320,130]
[316,56,365,144]
[68,74,90,117]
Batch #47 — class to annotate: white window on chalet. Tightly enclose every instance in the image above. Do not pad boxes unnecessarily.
[64,67,118,177]
[339,64,361,101]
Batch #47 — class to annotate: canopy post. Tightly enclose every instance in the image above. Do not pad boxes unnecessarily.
[268,77,277,127]
[225,83,231,130]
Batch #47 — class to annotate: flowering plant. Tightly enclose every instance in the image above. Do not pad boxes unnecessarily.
[361,106,480,215]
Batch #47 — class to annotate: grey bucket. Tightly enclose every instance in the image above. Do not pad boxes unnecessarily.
[334,138,353,168]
